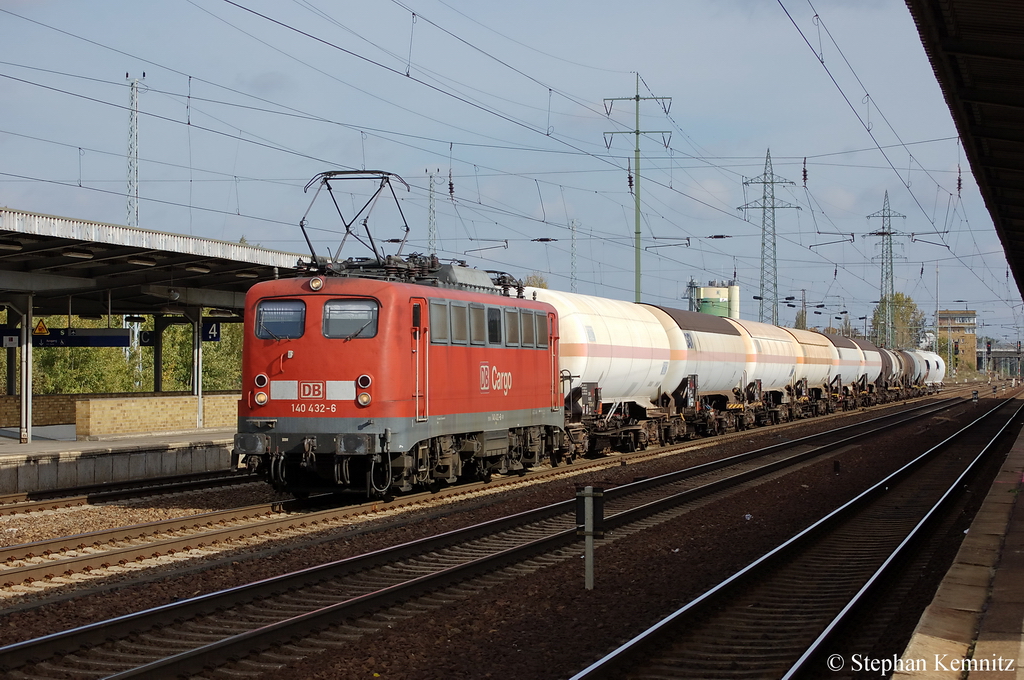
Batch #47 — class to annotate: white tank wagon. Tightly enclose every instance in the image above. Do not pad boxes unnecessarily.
[526,288,675,452]
[724,318,801,396]
[644,305,761,434]
[525,287,938,454]
[782,328,844,415]
[898,350,927,385]
[878,348,906,390]
[850,338,884,398]
[643,305,748,395]
[924,352,946,386]
[525,288,672,404]
[902,350,945,390]
[785,327,837,389]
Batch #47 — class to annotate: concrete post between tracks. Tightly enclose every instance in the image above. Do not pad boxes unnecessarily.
[576,486,604,591]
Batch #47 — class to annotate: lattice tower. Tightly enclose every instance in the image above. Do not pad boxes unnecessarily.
[867,191,905,348]
[126,74,142,228]
[739,150,799,325]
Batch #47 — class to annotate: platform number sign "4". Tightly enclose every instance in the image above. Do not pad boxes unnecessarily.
[202,322,221,342]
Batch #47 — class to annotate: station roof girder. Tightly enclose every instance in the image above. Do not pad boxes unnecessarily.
[906,0,1024,295]
[0,208,306,319]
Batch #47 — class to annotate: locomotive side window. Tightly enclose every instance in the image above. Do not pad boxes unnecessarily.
[470,305,487,345]
[255,299,306,339]
[536,313,549,348]
[429,301,449,344]
[521,310,536,347]
[504,309,520,346]
[450,303,469,345]
[323,299,378,339]
[487,308,502,345]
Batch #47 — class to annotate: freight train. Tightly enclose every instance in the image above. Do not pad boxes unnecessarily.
[232,254,946,498]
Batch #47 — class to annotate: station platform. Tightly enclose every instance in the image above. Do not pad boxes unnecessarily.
[895,420,1024,678]
[0,426,234,495]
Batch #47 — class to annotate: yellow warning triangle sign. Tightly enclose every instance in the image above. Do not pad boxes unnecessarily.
[32,319,49,335]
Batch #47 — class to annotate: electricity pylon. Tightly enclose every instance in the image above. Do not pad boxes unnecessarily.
[867,191,906,348]
[739,150,799,325]
[126,73,143,228]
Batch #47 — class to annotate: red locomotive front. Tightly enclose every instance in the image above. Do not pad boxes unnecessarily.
[234,265,563,497]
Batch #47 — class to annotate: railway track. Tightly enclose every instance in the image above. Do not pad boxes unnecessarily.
[0,394,986,678]
[0,395,966,591]
[0,469,257,517]
[569,396,1022,680]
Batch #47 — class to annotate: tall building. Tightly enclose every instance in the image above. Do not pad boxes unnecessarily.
[937,309,976,372]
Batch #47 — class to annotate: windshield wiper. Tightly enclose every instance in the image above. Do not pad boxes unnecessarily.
[343,319,373,341]
[259,320,282,341]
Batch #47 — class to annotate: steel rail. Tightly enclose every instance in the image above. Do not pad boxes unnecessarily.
[782,398,1024,679]
[568,397,1018,680]
[0,396,972,675]
[0,396,963,587]
[0,470,254,515]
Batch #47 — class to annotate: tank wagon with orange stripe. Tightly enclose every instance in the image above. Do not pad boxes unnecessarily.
[234,259,945,498]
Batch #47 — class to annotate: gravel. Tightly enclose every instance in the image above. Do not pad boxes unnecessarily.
[0,395,988,679]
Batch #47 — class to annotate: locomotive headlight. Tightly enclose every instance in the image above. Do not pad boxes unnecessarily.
[309,276,324,291]
[357,392,372,407]
[357,374,372,389]
[254,391,269,406]
[254,373,268,388]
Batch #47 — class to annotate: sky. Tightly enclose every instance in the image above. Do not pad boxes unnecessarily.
[0,1,1020,344]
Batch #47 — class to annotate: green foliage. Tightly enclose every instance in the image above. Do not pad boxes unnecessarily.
[3,313,242,396]
[523,272,549,289]
[793,308,807,330]
[871,293,926,349]
[160,321,242,391]
[32,317,136,394]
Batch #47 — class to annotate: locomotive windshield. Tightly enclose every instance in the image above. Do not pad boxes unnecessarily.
[255,299,305,339]
[324,299,379,339]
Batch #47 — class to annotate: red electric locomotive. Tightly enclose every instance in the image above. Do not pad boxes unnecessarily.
[233,256,563,497]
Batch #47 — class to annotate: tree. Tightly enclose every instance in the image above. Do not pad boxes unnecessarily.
[31,316,135,394]
[793,308,807,330]
[871,293,925,349]
[523,272,548,289]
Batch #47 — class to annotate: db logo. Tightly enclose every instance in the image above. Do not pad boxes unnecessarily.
[299,381,325,399]
[480,363,490,392]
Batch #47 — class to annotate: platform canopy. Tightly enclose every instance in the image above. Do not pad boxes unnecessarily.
[0,208,307,318]
[906,0,1024,295]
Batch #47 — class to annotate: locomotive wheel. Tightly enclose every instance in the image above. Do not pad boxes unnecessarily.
[428,480,442,494]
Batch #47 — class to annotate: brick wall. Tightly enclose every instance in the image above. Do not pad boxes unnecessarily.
[75,394,240,438]
[0,391,239,433]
